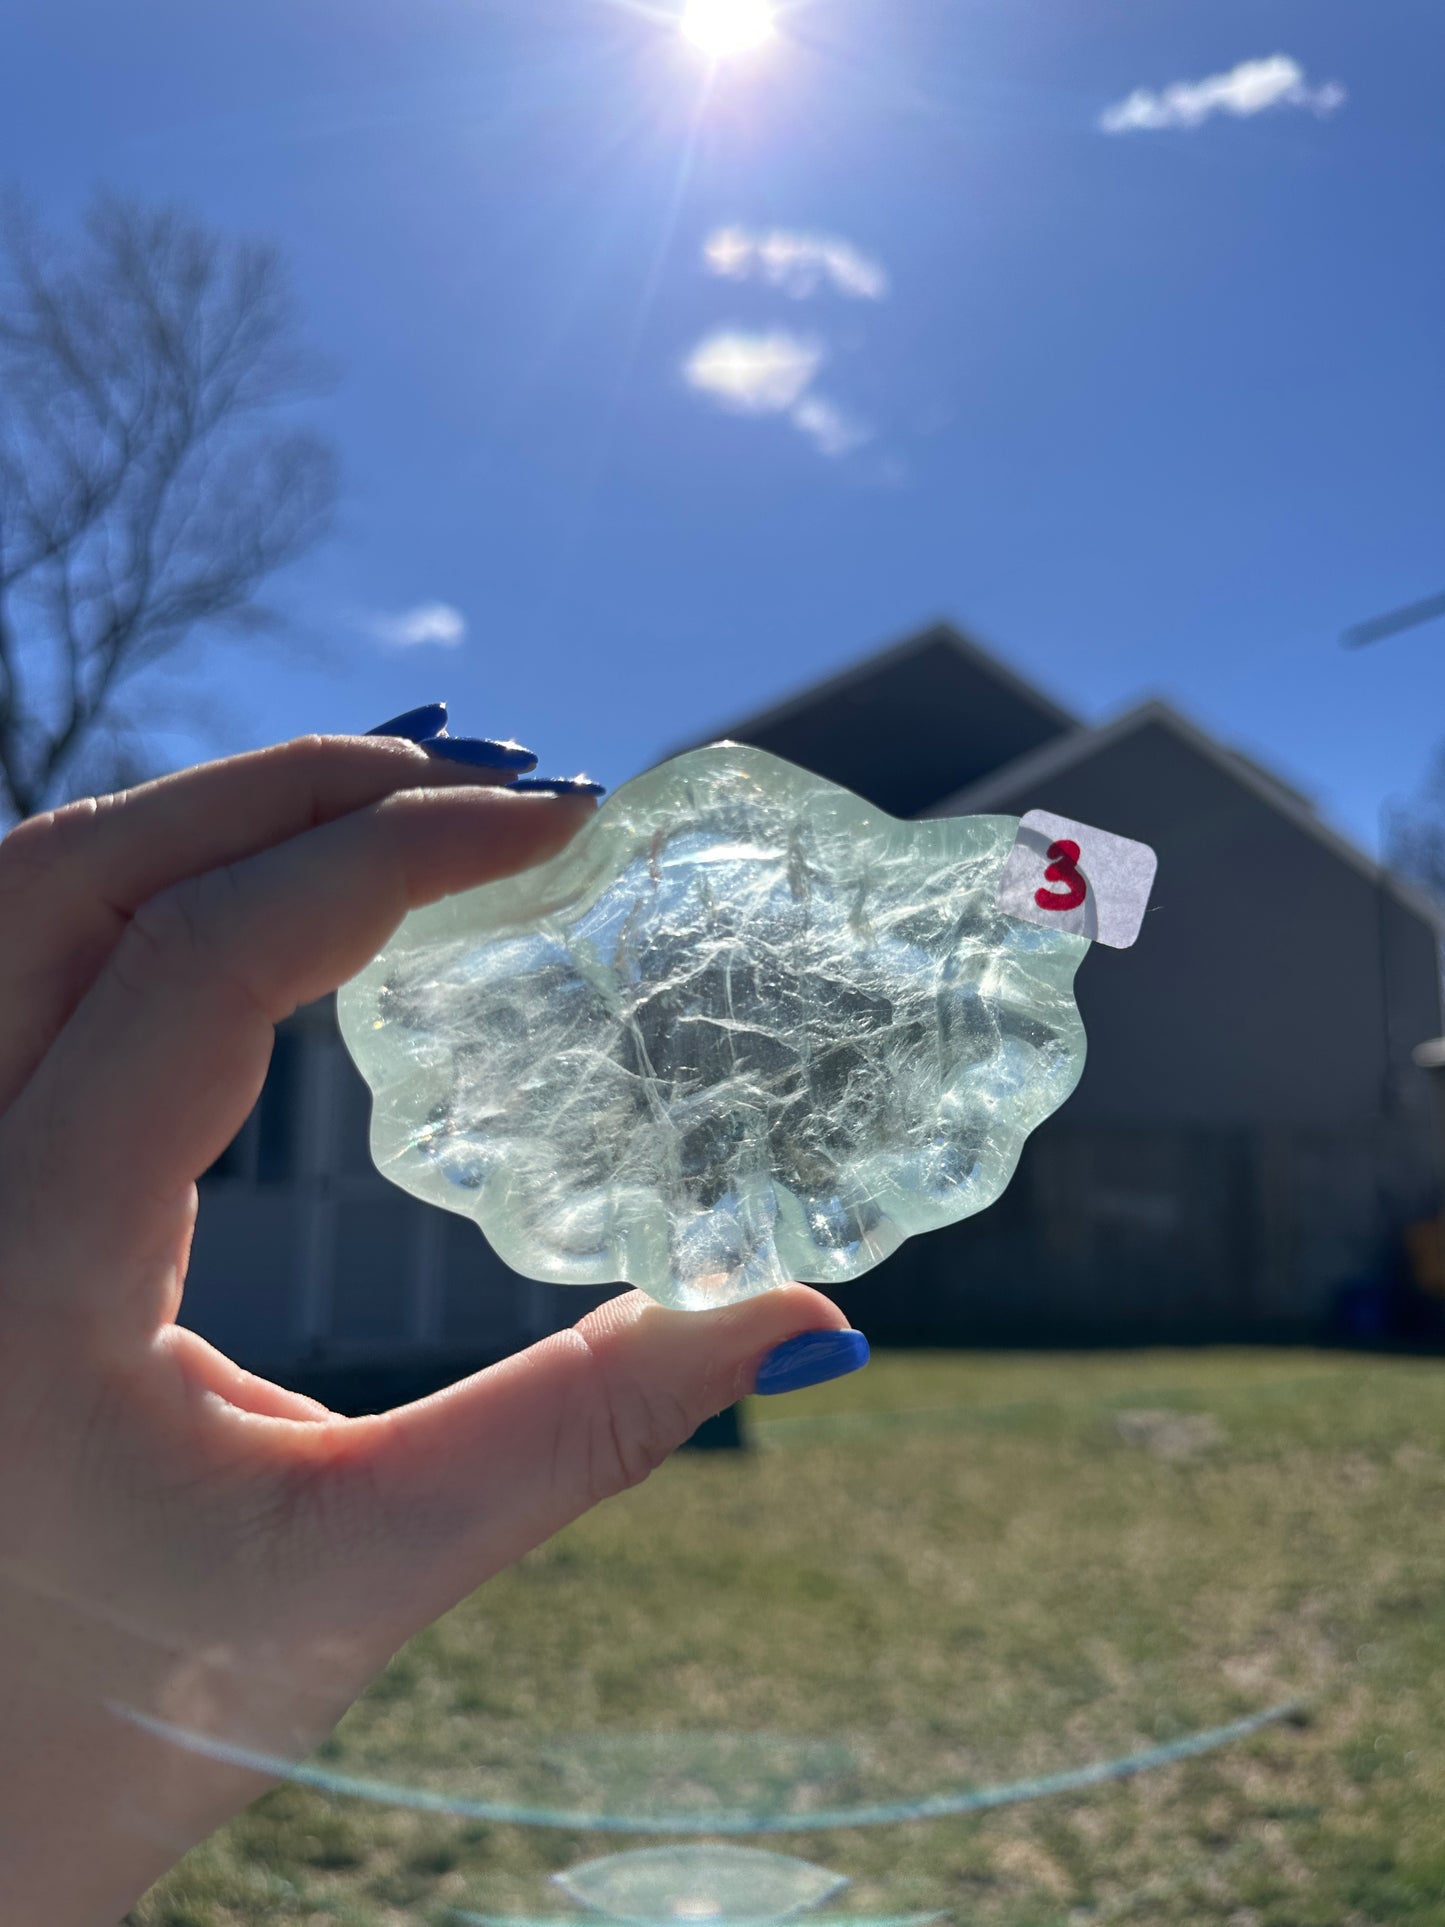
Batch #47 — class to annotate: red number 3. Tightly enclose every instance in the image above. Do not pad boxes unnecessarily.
[1034,838,1088,912]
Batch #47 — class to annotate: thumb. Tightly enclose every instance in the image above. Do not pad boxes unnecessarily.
[362,1284,865,1616]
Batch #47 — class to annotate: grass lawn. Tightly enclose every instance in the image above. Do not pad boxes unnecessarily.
[131,1349,1445,1927]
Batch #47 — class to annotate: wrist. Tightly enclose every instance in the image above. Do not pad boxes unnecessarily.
[0,1646,284,1925]
[0,1573,312,1926]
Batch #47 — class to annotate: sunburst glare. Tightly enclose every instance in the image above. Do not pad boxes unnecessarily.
[681,0,775,60]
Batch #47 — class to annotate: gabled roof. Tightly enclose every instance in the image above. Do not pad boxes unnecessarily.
[694,620,1078,819]
[927,697,1445,932]
[715,618,1079,741]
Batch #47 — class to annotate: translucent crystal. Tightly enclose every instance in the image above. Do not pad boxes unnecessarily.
[337,744,1088,1308]
[552,1845,848,1921]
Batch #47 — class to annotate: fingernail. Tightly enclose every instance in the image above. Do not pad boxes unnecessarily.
[367,702,448,742]
[509,775,606,797]
[424,736,539,774]
[754,1329,870,1396]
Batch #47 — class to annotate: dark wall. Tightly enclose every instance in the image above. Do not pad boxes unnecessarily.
[188,704,1445,1368]
[967,719,1442,1132]
[832,1126,1265,1345]
[844,715,1445,1343]
[717,629,1074,819]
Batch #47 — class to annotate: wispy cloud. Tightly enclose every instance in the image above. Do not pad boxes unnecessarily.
[682,329,871,460]
[683,330,824,413]
[790,394,871,458]
[1099,54,1345,134]
[372,602,467,648]
[703,226,889,301]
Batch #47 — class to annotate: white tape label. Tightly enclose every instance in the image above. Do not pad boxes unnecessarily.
[996,809,1158,950]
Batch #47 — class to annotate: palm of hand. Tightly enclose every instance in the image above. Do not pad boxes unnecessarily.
[0,737,838,1923]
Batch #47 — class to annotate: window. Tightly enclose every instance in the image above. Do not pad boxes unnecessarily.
[202,1031,301,1185]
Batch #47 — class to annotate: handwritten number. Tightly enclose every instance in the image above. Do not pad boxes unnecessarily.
[1034,838,1087,912]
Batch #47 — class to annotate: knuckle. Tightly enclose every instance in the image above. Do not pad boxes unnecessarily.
[262,732,425,828]
[273,731,411,773]
[275,732,332,765]
[116,875,213,991]
[130,875,205,955]
[0,799,100,896]
[253,732,344,804]
[118,867,268,1019]
[581,1362,694,1506]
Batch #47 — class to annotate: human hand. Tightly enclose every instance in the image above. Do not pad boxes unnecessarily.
[0,728,863,1924]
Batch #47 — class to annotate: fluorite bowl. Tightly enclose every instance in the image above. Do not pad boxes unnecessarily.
[337,744,1088,1307]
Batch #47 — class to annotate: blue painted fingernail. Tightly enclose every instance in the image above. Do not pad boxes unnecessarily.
[367,702,448,742]
[509,775,606,797]
[754,1329,870,1396]
[424,736,539,774]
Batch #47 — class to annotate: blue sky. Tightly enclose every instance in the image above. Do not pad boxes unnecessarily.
[3,0,1441,848]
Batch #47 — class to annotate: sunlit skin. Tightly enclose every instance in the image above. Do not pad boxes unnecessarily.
[681,0,776,60]
[0,737,849,1923]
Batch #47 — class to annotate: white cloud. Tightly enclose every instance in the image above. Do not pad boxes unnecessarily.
[683,329,823,413]
[681,329,872,460]
[1099,54,1345,134]
[373,602,467,648]
[703,226,889,301]
[790,393,871,457]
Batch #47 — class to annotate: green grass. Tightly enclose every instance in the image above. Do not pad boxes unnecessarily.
[131,1350,1445,1926]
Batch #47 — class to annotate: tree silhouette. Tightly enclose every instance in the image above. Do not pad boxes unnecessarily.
[1386,760,1445,906]
[0,195,337,821]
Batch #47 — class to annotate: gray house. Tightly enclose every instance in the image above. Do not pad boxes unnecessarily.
[185,624,1444,1383]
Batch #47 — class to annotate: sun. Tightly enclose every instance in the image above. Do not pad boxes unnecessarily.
[680,0,776,60]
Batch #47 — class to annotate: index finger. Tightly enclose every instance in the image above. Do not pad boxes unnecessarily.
[0,733,527,1113]
[5,783,596,1344]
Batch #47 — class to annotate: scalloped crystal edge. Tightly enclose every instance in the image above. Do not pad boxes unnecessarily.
[339,743,1086,1302]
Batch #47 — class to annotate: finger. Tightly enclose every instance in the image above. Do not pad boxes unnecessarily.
[160,1325,333,1422]
[357,1284,861,1626]
[5,785,594,1338]
[0,733,530,1114]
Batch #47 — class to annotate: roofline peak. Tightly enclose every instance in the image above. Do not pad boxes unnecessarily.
[695,616,1079,749]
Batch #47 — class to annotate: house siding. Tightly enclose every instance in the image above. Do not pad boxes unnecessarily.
[182,633,1445,1376]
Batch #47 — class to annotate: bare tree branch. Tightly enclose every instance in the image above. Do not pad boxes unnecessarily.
[1386,775,1445,910]
[0,193,337,821]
